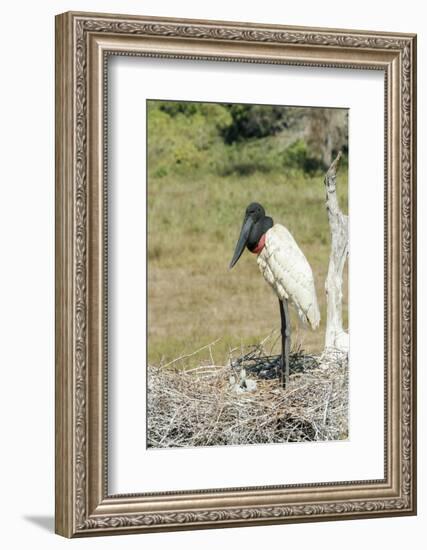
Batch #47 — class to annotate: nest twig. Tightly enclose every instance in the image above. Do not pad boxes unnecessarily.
[147,341,348,448]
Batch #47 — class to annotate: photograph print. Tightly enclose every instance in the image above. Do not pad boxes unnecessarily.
[147,99,349,449]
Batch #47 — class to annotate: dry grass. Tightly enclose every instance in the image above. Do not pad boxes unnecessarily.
[148,171,348,365]
[147,338,348,448]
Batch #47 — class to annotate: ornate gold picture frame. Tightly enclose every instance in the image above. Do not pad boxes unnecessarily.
[55,11,417,537]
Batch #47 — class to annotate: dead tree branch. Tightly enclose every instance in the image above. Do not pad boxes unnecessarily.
[324,151,349,352]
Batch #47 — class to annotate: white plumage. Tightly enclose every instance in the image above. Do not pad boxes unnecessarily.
[257,224,320,330]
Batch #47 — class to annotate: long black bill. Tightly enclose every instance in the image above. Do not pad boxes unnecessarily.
[229,216,254,269]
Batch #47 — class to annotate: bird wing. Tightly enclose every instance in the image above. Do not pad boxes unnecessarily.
[257,224,320,329]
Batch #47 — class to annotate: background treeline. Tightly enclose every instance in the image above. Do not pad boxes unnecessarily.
[148,100,348,179]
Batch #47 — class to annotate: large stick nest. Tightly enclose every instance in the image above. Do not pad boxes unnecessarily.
[147,341,348,448]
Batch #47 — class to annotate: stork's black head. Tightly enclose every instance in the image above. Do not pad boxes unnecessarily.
[229,202,274,269]
[245,202,265,222]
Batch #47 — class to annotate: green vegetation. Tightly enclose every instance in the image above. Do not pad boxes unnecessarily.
[147,100,348,366]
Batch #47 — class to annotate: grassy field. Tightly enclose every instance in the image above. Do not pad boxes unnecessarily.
[147,100,348,366]
[147,167,348,367]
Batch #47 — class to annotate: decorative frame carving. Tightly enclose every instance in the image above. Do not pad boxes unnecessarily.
[55,11,417,537]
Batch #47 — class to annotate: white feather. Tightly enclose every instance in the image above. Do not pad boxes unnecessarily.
[257,224,320,329]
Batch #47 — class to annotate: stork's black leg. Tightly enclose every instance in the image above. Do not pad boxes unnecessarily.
[279,299,291,388]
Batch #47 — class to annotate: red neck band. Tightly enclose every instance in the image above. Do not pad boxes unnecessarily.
[251,233,266,255]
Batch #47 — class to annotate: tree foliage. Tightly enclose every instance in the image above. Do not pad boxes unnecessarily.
[222,104,291,143]
[148,100,348,177]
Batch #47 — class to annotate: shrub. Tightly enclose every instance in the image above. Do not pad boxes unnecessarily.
[218,140,282,176]
[222,104,290,143]
[282,139,325,174]
[148,101,232,176]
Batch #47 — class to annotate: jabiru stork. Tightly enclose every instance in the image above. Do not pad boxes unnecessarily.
[229,202,320,388]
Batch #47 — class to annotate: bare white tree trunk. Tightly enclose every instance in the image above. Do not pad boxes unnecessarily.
[324,152,349,352]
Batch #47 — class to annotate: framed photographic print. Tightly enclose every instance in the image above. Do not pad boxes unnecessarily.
[55,11,417,537]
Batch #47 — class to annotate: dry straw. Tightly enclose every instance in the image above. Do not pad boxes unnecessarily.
[147,337,348,448]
